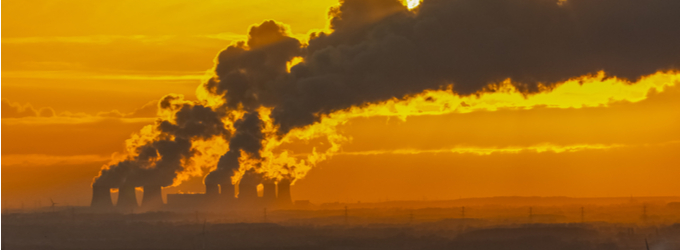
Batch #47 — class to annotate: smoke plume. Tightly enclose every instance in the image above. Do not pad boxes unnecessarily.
[94,0,680,192]
[270,0,680,132]
[94,94,228,188]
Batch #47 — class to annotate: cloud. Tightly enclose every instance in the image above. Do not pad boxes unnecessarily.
[1,35,174,45]
[126,101,159,118]
[2,99,55,118]
[1,70,207,80]
[2,99,162,124]
[95,101,159,119]
[1,154,110,167]
[335,142,630,156]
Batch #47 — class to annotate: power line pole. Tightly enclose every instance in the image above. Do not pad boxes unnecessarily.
[645,238,650,250]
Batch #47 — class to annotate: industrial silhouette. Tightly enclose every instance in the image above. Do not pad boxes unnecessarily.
[90,178,294,212]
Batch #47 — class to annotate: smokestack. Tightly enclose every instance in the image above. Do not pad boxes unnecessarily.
[205,183,219,197]
[90,185,113,209]
[277,178,292,207]
[116,183,138,210]
[262,180,276,206]
[141,185,163,210]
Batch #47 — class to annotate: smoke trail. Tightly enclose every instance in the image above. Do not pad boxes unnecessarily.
[204,112,264,186]
[93,94,229,188]
[270,0,680,133]
[206,0,680,182]
[95,0,680,191]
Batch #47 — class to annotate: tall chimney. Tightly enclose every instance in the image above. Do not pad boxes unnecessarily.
[90,185,113,209]
[262,180,277,206]
[116,183,138,210]
[141,185,163,210]
[277,178,292,207]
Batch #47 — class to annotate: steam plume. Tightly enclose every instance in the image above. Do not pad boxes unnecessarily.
[94,0,680,195]
[94,94,228,189]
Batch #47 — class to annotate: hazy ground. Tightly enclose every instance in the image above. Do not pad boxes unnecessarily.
[3,197,679,250]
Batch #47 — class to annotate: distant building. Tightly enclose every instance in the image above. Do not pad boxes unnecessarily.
[294,200,313,209]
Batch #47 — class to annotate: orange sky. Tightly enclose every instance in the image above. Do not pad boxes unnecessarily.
[2,0,679,208]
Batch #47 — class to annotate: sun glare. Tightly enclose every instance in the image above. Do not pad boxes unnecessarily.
[406,0,420,9]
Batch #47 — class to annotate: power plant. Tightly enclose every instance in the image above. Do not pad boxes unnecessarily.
[90,184,113,208]
[116,183,138,210]
[90,178,295,212]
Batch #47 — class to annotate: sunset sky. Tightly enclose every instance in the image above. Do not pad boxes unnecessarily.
[2,0,679,208]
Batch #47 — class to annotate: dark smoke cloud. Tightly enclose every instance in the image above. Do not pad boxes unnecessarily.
[268,0,680,133]
[157,95,229,140]
[200,0,680,184]
[202,20,298,184]
[204,20,302,111]
[94,95,228,188]
[205,112,264,185]
[98,0,680,189]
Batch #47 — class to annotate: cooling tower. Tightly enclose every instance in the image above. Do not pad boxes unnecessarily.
[262,180,277,206]
[237,170,261,206]
[116,183,138,210]
[141,185,163,210]
[90,185,113,209]
[206,183,219,197]
[220,182,235,199]
[238,181,259,203]
[277,179,292,207]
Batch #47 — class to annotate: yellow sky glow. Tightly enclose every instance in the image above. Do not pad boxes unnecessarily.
[2,0,679,208]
